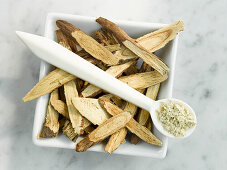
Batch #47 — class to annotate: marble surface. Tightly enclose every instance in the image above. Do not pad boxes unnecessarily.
[0,0,227,169]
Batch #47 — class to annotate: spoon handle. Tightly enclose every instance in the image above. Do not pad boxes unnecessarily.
[16,31,154,111]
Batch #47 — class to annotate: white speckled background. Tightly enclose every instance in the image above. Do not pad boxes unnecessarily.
[0,0,227,169]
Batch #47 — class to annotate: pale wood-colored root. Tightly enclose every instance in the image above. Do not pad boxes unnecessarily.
[64,80,90,134]
[62,120,78,142]
[88,112,132,142]
[38,93,60,138]
[23,68,76,102]
[136,21,184,52]
[119,71,167,89]
[72,98,110,125]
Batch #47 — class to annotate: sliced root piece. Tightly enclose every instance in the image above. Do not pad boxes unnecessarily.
[105,60,136,78]
[64,80,90,134]
[123,40,169,75]
[38,93,60,138]
[49,89,59,102]
[38,105,59,138]
[62,120,78,142]
[81,85,103,98]
[72,98,110,125]
[56,20,120,66]
[49,88,70,119]
[136,21,184,52]
[88,112,132,142]
[119,71,167,89]
[126,119,162,146]
[105,128,127,154]
[23,68,76,102]
[51,99,69,119]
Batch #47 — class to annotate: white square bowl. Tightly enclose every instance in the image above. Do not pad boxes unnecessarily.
[32,13,179,158]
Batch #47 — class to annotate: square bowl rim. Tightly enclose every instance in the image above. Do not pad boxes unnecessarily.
[32,12,180,159]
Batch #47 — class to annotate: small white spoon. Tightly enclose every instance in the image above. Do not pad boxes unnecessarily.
[16,31,197,138]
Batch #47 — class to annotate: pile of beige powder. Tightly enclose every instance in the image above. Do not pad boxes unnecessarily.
[156,100,196,137]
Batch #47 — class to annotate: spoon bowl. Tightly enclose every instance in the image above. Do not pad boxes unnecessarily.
[150,98,197,138]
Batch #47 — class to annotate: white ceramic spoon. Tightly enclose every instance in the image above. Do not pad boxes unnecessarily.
[16,31,197,138]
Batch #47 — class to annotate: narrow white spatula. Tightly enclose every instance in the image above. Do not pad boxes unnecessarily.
[16,31,196,138]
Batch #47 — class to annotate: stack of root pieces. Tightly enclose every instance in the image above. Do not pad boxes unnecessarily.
[23,17,184,154]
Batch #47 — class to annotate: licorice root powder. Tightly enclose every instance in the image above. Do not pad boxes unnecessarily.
[156,100,196,137]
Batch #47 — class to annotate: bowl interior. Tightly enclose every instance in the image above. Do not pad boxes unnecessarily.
[32,13,179,158]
